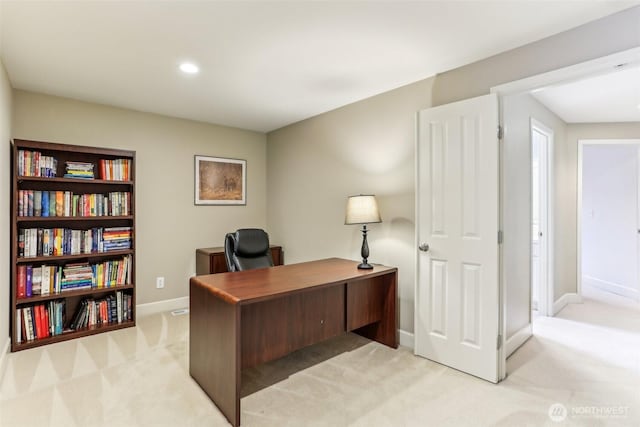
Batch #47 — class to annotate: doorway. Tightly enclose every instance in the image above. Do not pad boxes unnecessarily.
[578,140,640,302]
[492,46,640,366]
[531,119,553,316]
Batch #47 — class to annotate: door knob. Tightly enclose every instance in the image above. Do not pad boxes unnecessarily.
[418,243,430,252]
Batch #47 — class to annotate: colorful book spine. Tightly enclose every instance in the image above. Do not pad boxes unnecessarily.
[49,191,56,217]
[26,265,33,297]
[41,191,49,217]
[17,265,26,298]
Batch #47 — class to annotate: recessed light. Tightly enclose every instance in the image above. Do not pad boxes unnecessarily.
[179,62,199,74]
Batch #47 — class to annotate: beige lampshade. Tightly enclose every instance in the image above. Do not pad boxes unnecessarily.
[345,195,382,225]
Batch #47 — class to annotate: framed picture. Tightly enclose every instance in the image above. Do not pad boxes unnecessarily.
[195,155,246,205]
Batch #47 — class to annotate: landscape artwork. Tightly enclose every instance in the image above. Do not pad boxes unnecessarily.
[195,155,246,205]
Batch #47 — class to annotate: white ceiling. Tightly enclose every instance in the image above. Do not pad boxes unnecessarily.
[531,63,640,123]
[0,1,638,132]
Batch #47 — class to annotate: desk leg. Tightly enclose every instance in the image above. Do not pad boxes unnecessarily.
[349,272,398,348]
[190,280,241,426]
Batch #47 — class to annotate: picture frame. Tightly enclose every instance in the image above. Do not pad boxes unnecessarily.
[195,155,247,205]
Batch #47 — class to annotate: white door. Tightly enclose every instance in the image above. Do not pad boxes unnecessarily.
[415,94,501,383]
[530,119,552,315]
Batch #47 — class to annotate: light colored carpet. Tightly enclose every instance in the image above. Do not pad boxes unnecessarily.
[0,284,638,426]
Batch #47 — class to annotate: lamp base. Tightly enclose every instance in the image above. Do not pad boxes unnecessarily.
[357,262,374,270]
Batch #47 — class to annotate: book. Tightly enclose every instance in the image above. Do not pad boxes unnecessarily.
[116,291,122,323]
[49,191,56,217]
[55,302,64,335]
[16,309,22,344]
[55,191,64,216]
[18,229,24,257]
[26,265,33,297]
[37,229,43,257]
[17,265,26,298]
[34,191,42,216]
[23,191,28,217]
[18,190,23,216]
[69,300,85,330]
[27,190,34,216]
[32,267,42,296]
[43,305,50,338]
[34,305,42,339]
[41,191,49,217]
[23,308,33,341]
[41,265,51,296]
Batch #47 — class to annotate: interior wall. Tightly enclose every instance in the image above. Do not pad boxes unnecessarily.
[582,144,639,299]
[0,60,13,350]
[12,90,267,306]
[267,7,639,339]
[267,78,434,334]
[502,93,567,338]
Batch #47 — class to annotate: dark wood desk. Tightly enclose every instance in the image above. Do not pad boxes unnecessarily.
[189,258,398,427]
[196,245,283,275]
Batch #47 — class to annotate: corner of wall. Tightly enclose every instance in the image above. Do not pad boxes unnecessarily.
[0,58,13,352]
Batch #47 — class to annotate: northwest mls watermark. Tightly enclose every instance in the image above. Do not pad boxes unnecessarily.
[548,403,630,422]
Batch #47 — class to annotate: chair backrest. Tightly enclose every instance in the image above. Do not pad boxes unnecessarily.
[224,228,274,272]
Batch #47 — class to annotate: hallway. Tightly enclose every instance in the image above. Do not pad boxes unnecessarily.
[507,284,640,424]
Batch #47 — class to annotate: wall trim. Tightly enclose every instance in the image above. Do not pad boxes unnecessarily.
[506,323,532,358]
[0,337,10,379]
[553,293,582,315]
[490,47,640,96]
[399,329,414,350]
[583,275,640,301]
[136,296,189,318]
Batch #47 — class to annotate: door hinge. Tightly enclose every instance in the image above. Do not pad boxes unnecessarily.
[498,230,503,244]
[497,334,503,350]
[497,125,503,140]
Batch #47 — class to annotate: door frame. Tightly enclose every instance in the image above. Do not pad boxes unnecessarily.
[577,139,640,302]
[530,118,555,317]
[490,46,640,369]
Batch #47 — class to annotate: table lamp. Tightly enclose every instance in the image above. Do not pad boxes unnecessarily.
[345,194,382,269]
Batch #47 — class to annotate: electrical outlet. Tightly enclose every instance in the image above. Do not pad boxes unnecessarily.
[156,277,165,289]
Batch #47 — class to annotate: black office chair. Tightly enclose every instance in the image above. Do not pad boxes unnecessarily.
[224,228,274,272]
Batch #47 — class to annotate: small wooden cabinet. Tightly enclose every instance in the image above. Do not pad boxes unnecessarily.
[196,245,283,275]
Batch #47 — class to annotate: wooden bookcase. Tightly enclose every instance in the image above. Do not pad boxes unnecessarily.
[10,139,136,351]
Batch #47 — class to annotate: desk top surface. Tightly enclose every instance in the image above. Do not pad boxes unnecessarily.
[190,257,396,304]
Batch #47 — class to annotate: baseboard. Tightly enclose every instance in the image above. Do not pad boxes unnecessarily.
[136,296,189,318]
[583,275,640,301]
[0,337,10,379]
[553,292,582,315]
[399,329,414,350]
[505,323,532,358]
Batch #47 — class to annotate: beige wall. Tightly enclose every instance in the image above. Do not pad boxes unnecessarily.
[267,7,639,337]
[12,90,267,305]
[267,78,434,333]
[565,122,640,296]
[0,60,12,350]
[502,93,567,340]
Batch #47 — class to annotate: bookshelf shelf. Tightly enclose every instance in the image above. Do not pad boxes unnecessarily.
[11,139,136,352]
[17,176,134,185]
[17,215,134,223]
[12,321,135,351]
[16,284,135,305]
[16,249,134,264]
